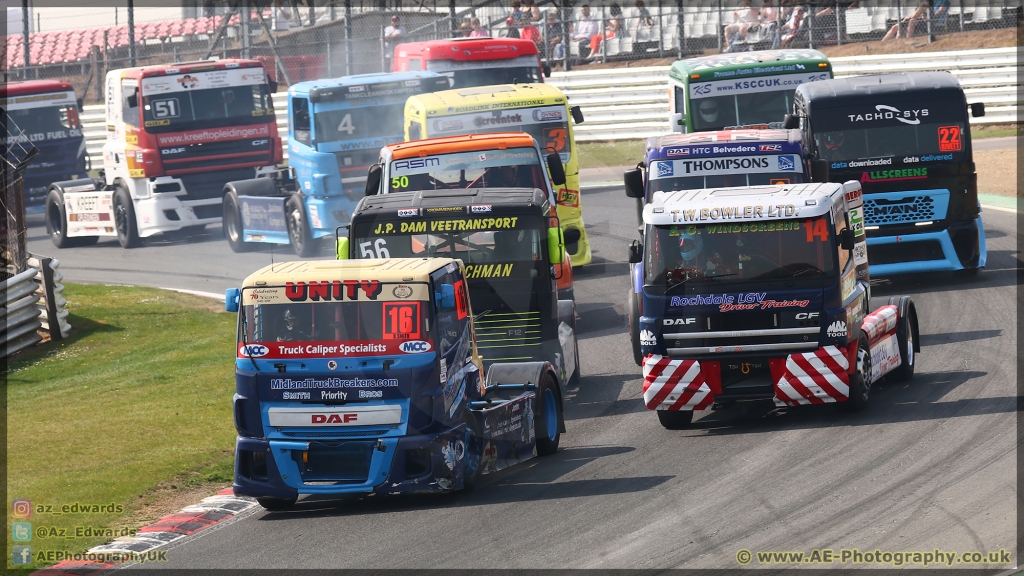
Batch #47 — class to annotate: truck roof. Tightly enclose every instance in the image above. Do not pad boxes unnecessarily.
[646,129,801,156]
[387,132,539,159]
[644,182,858,226]
[409,82,565,112]
[242,258,454,288]
[670,49,829,80]
[395,37,540,59]
[354,188,549,220]
[110,58,265,79]
[796,71,963,105]
[289,70,446,98]
[0,80,75,98]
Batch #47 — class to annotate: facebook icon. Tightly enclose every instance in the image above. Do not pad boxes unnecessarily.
[13,546,32,565]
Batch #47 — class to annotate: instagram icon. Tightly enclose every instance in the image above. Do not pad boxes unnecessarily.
[12,499,31,518]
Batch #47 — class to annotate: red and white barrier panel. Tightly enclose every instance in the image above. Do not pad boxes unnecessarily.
[774,345,851,406]
[642,355,714,411]
[861,304,898,344]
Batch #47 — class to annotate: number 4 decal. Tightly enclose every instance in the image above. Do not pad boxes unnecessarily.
[337,113,355,135]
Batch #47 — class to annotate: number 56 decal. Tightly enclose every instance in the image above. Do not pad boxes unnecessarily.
[359,238,390,258]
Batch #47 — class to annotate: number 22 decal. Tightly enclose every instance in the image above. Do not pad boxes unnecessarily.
[938,125,962,152]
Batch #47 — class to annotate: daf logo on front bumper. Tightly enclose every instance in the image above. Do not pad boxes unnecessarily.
[663,317,696,326]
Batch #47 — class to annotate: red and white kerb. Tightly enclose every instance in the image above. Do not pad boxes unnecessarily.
[774,345,850,406]
[642,355,713,411]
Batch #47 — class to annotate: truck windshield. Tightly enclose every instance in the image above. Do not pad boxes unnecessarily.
[353,219,544,278]
[691,91,792,131]
[644,217,835,287]
[315,103,404,147]
[237,287,431,357]
[142,84,272,132]
[6,103,80,143]
[814,120,968,165]
[433,66,541,89]
[388,148,547,193]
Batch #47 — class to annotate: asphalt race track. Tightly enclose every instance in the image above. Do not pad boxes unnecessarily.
[26,187,1018,569]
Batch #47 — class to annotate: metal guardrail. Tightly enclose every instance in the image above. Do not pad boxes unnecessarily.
[79,46,1019,154]
[3,267,43,358]
[29,256,71,340]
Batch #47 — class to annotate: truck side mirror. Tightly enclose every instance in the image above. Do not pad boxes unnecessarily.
[547,227,565,265]
[268,80,279,93]
[336,237,350,260]
[546,152,566,186]
[670,112,684,133]
[365,164,382,196]
[628,240,643,264]
[624,167,644,199]
[570,105,584,124]
[783,114,799,129]
[564,228,581,255]
[126,92,138,108]
[77,98,84,111]
[542,64,552,78]
[839,229,856,251]
[225,288,240,312]
[436,284,456,309]
[811,159,829,182]
[971,102,985,117]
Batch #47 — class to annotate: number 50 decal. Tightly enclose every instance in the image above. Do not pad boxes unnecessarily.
[359,238,390,258]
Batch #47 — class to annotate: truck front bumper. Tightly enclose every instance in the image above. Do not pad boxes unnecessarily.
[133,176,222,237]
[233,426,469,499]
[642,345,857,410]
[866,217,986,276]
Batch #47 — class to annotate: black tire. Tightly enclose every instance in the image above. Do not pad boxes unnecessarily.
[256,496,297,511]
[845,336,872,411]
[891,306,916,382]
[285,195,320,258]
[954,267,980,278]
[223,191,254,253]
[535,372,562,456]
[45,189,95,248]
[112,185,141,248]
[568,312,581,389]
[627,289,643,366]
[657,409,693,429]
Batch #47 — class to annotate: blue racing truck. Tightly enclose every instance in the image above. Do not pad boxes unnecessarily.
[222,72,449,257]
[786,72,987,276]
[629,181,919,429]
[226,257,566,509]
[1,80,88,213]
[623,128,812,364]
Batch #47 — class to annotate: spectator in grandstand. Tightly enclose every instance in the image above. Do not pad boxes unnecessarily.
[636,0,654,27]
[272,0,294,32]
[883,0,948,40]
[779,2,807,47]
[470,17,490,37]
[570,4,600,59]
[723,0,761,52]
[761,0,783,47]
[520,0,542,43]
[458,21,473,37]
[383,15,406,62]
[505,1,524,38]
[543,11,566,60]
[587,3,623,62]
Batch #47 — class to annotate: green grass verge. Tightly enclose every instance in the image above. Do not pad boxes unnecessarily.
[971,126,1023,139]
[6,284,236,569]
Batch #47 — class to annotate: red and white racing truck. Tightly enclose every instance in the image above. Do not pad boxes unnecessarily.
[44,59,282,248]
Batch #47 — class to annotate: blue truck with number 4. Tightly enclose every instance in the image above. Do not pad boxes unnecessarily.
[221,72,449,257]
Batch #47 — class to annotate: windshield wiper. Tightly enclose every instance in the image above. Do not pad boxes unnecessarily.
[704,272,739,281]
[239,313,259,372]
[790,268,824,278]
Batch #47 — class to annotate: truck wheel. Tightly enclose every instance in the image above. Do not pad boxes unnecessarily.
[112,186,141,248]
[223,191,254,253]
[954,267,980,278]
[256,496,297,511]
[45,189,97,248]
[535,372,561,456]
[285,196,320,258]
[846,336,872,411]
[657,409,693,429]
[890,306,916,382]
[627,290,643,366]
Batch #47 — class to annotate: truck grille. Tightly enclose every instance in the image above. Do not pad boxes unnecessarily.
[864,195,937,225]
[291,441,373,483]
[868,240,945,265]
[177,168,256,201]
[474,310,542,361]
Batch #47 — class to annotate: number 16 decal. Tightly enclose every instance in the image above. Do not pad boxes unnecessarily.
[938,125,962,152]
[383,302,421,340]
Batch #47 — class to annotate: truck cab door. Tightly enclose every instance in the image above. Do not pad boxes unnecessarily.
[289,96,316,193]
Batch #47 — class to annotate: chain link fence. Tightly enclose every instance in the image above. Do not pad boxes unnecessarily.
[2,109,36,280]
[3,1,1021,104]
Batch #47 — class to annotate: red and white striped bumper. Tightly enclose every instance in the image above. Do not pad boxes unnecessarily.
[642,355,714,411]
[774,345,851,406]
